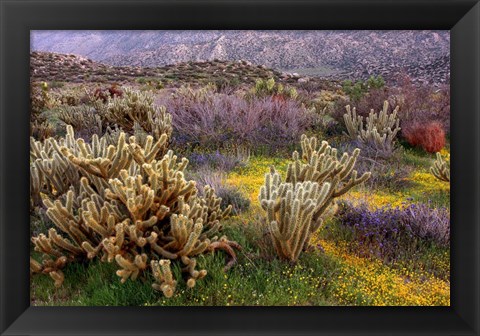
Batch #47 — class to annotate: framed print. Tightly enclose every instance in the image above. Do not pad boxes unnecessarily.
[1,0,479,335]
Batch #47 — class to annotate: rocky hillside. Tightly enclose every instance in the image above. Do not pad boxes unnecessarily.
[31,30,450,85]
[31,51,335,89]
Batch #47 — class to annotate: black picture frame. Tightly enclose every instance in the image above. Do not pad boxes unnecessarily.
[1,0,479,335]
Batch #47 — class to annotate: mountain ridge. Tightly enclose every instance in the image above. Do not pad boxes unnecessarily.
[31,30,450,85]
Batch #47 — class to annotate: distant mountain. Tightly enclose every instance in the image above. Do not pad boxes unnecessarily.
[31,30,450,85]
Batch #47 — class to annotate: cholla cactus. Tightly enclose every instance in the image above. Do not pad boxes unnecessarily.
[430,152,450,182]
[344,101,401,156]
[260,169,331,261]
[30,126,239,297]
[259,135,370,262]
[58,105,103,137]
[102,88,173,141]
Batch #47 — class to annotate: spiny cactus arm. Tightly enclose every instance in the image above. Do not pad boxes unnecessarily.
[135,216,158,230]
[82,240,104,259]
[34,157,71,196]
[430,152,450,182]
[82,207,112,238]
[207,236,242,271]
[32,234,64,258]
[47,228,84,256]
[128,223,148,247]
[181,256,207,288]
[332,170,371,198]
[343,105,364,140]
[30,165,44,208]
[62,147,108,178]
[151,259,177,298]
[50,271,65,288]
[30,256,68,286]
[115,253,148,283]
[146,232,179,259]
[163,215,209,257]
[30,257,43,274]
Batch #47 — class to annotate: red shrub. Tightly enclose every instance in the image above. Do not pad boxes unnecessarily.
[93,84,123,102]
[403,121,446,153]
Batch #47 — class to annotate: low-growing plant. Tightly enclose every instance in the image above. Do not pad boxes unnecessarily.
[354,153,414,191]
[192,169,250,216]
[336,201,450,263]
[30,82,60,130]
[31,119,55,142]
[249,78,298,100]
[58,105,104,141]
[93,84,123,103]
[342,75,385,102]
[158,86,311,153]
[403,121,446,153]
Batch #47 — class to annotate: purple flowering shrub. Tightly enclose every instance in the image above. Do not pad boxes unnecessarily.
[187,168,250,216]
[157,89,312,152]
[188,151,242,172]
[335,201,450,262]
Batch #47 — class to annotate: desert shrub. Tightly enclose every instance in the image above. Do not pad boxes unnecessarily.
[336,201,450,262]
[48,81,65,89]
[354,153,413,191]
[30,126,240,297]
[258,135,370,262]
[30,82,60,140]
[31,119,55,142]
[248,78,298,100]
[136,77,164,90]
[342,75,385,102]
[192,169,250,215]
[349,88,392,116]
[31,82,59,121]
[295,79,333,94]
[158,87,311,153]
[394,75,450,134]
[188,151,243,172]
[403,121,446,153]
[54,86,89,107]
[93,84,123,103]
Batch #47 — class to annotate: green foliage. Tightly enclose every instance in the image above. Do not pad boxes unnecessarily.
[342,75,385,102]
[136,77,164,89]
[250,78,298,100]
